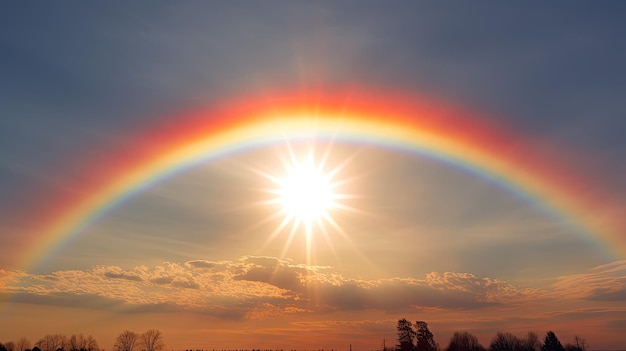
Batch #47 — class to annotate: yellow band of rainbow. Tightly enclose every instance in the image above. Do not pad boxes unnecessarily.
[22,90,624,271]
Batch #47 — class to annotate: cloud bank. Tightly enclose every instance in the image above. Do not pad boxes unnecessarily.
[3,257,625,322]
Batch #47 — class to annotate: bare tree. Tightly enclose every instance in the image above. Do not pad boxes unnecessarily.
[69,335,83,351]
[490,332,521,351]
[520,332,541,351]
[36,335,66,351]
[564,336,588,351]
[5,342,15,351]
[113,331,139,351]
[140,330,164,351]
[85,336,98,351]
[446,331,485,351]
[15,338,31,351]
[573,336,588,351]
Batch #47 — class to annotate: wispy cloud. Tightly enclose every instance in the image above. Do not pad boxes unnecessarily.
[550,260,626,301]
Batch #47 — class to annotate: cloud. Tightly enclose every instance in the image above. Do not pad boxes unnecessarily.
[586,287,626,301]
[150,276,173,285]
[233,256,308,293]
[3,257,625,324]
[0,256,540,320]
[229,257,530,311]
[103,267,143,281]
[185,260,217,269]
[542,308,626,321]
[170,277,200,290]
[310,273,528,312]
[550,260,626,301]
[1,291,123,309]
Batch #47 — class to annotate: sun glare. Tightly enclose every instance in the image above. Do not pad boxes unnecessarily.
[255,143,357,265]
[277,159,333,226]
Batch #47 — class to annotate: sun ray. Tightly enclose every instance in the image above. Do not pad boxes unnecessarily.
[316,217,341,264]
[320,210,378,268]
[259,213,294,252]
[239,131,374,265]
[280,217,301,260]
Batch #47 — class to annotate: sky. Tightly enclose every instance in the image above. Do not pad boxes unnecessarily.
[1,2,626,351]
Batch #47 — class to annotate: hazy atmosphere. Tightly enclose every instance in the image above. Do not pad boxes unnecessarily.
[1,2,625,351]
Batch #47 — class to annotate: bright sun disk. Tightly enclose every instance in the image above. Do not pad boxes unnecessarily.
[255,143,357,265]
[278,160,334,225]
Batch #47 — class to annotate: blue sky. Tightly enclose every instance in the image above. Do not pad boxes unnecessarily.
[2,2,625,205]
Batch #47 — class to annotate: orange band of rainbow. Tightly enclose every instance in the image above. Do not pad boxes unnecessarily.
[22,90,624,271]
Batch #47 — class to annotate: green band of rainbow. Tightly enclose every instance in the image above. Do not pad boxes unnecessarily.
[22,91,624,271]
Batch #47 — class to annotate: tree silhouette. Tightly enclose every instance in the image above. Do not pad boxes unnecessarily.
[16,338,31,351]
[397,319,416,351]
[446,331,485,351]
[140,330,164,351]
[84,336,98,351]
[68,334,98,351]
[69,335,82,351]
[541,332,564,351]
[415,321,438,351]
[1,343,8,351]
[113,331,139,351]
[573,336,588,351]
[564,336,588,351]
[36,335,66,351]
[489,332,521,351]
[519,332,541,351]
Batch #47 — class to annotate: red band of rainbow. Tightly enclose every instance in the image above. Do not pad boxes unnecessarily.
[21,90,624,271]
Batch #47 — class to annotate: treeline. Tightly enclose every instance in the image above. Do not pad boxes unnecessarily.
[395,319,589,351]
[1,329,164,351]
[0,334,99,351]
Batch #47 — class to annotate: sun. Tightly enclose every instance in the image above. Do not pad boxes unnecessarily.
[277,159,334,228]
[256,144,355,265]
